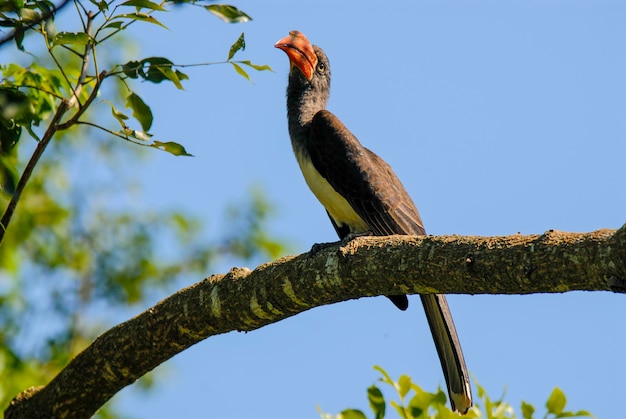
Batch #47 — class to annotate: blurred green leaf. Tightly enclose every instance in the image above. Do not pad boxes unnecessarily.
[103,21,124,30]
[121,60,141,78]
[397,375,411,400]
[152,140,192,156]
[227,32,245,60]
[570,410,593,417]
[108,103,129,127]
[14,23,24,50]
[521,401,535,419]
[89,0,109,12]
[120,0,166,11]
[124,128,152,141]
[367,385,385,419]
[0,87,32,133]
[338,410,367,419]
[237,60,273,72]
[155,66,184,89]
[125,92,153,132]
[118,13,167,29]
[205,5,251,23]
[230,62,249,81]
[51,31,90,47]
[126,57,187,88]
[19,8,40,22]
[546,388,566,415]
[373,365,394,387]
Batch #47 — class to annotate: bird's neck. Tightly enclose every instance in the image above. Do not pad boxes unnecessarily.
[286,77,328,145]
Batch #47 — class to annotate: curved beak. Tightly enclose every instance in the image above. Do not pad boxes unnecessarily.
[275,30,317,81]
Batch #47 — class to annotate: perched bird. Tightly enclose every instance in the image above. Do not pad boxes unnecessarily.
[275,30,472,413]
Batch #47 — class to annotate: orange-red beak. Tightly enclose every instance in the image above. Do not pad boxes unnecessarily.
[275,30,318,81]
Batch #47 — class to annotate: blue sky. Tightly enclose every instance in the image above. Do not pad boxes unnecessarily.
[25,0,626,417]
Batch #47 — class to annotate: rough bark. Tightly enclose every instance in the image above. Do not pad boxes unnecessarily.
[5,226,626,419]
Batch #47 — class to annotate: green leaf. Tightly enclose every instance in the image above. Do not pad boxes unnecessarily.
[121,57,185,88]
[237,60,273,72]
[14,23,24,50]
[129,129,152,141]
[89,0,109,11]
[389,401,408,419]
[230,62,249,81]
[546,388,566,415]
[367,385,386,419]
[407,388,439,418]
[44,17,55,39]
[397,375,411,399]
[373,365,394,387]
[338,409,367,419]
[0,87,32,128]
[120,0,166,11]
[118,13,167,29]
[125,92,153,132]
[205,5,251,23]
[51,31,91,47]
[155,66,184,89]
[122,60,141,78]
[521,401,535,419]
[129,57,187,88]
[228,32,245,60]
[108,102,129,128]
[175,70,189,82]
[152,141,192,156]
[19,8,40,22]
[103,21,124,30]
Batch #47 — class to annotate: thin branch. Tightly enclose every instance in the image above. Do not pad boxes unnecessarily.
[0,11,97,244]
[46,45,76,98]
[73,118,147,145]
[4,226,626,418]
[56,71,106,130]
[66,12,94,108]
[11,84,65,101]
[73,0,88,32]
[0,99,69,241]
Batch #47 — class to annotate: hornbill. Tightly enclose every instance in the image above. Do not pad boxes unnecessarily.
[275,30,472,414]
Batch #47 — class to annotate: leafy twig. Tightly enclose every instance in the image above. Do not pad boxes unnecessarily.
[0,0,71,48]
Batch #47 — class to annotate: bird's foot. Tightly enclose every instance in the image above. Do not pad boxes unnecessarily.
[309,231,373,254]
[309,241,340,254]
[341,230,373,245]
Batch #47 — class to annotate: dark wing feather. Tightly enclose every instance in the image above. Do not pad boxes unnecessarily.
[309,110,472,413]
[309,110,426,237]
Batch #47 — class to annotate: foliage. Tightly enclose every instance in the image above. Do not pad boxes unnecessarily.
[0,0,281,417]
[320,366,594,419]
[0,0,271,163]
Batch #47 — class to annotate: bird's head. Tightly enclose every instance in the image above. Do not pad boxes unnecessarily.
[275,30,331,97]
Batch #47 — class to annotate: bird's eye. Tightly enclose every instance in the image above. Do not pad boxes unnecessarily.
[317,62,326,73]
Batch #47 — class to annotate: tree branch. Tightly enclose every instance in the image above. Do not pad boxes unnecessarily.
[5,226,626,418]
[0,11,97,244]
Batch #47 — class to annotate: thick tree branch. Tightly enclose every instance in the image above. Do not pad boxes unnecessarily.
[5,226,626,418]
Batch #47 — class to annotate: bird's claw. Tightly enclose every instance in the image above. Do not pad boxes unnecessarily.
[309,241,339,254]
[341,230,373,245]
